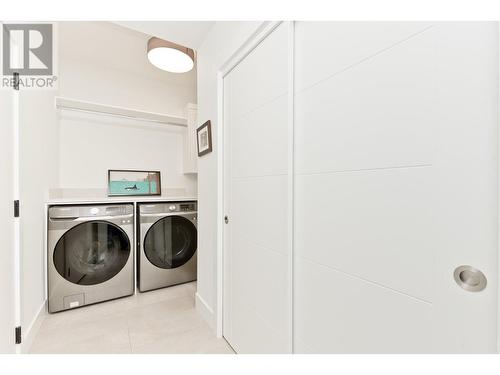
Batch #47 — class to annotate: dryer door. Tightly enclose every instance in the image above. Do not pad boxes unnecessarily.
[53,220,131,285]
[144,215,197,269]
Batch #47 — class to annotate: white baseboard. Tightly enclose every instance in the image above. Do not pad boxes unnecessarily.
[195,292,216,332]
[21,300,46,354]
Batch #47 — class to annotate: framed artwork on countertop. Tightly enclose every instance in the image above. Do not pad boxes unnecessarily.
[108,170,161,196]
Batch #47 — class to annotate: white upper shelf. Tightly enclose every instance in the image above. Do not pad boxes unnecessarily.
[55,96,187,127]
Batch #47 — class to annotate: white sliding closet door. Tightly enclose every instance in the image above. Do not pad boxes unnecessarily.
[223,23,291,353]
[293,22,498,353]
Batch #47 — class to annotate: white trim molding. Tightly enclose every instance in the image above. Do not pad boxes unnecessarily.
[219,22,282,77]
[195,292,216,332]
[216,69,224,338]
[13,69,21,354]
[286,20,295,354]
[20,301,46,354]
[497,20,500,354]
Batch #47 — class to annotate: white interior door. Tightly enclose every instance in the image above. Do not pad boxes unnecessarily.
[223,23,291,353]
[0,87,17,353]
[293,22,499,353]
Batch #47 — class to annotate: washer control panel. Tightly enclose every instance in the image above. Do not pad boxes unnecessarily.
[49,204,133,219]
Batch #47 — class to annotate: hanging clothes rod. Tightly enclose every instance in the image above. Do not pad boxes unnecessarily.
[55,96,188,127]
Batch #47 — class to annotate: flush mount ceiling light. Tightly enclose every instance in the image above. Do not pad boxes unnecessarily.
[147,37,194,73]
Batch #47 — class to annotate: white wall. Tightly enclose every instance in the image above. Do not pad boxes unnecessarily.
[57,55,195,118]
[58,111,197,196]
[56,22,198,197]
[196,21,265,328]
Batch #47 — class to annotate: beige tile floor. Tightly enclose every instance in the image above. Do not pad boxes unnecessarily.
[30,282,234,354]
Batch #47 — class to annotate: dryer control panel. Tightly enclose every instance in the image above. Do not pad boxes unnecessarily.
[139,201,197,214]
[179,203,196,212]
[166,203,196,212]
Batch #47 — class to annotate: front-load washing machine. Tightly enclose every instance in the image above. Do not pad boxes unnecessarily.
[47,204,134,313]
[137,201,197,292]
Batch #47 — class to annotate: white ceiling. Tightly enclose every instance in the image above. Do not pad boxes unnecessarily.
[112,21,215,49]
[58,21,197,85]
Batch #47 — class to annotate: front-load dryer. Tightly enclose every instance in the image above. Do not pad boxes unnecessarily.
[47,204,134,313]
[137,201,197,292]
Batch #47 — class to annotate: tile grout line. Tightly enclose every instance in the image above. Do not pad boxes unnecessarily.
[125,316,133,354]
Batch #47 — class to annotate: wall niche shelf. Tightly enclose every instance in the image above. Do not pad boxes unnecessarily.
[55,96,188,127]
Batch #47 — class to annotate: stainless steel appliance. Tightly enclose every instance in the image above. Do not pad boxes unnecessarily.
[47,204,134,313]
[137,201,197,292]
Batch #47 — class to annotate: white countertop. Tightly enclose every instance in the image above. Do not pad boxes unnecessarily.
[46,196,197,205]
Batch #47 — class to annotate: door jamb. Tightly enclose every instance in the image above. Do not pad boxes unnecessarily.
[497,21,500,354]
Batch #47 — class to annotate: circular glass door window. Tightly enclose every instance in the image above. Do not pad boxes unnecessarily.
[144,216,197,269]
[53,221,131,285]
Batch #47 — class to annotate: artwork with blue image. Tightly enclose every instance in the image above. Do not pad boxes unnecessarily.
[108,170,161,196]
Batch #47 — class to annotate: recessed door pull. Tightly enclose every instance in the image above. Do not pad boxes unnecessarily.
[453,265,487,292]
[224,215,229,224]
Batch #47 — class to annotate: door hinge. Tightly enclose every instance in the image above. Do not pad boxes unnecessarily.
[14,200,20,218]
[13,72,20,91]
[15,326,21,344]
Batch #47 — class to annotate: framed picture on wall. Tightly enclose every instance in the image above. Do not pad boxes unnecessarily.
[108,170,161,196]
[197,120,213,157]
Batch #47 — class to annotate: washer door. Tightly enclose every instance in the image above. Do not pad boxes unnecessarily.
[53,220,131,285]
[144,215,197,269]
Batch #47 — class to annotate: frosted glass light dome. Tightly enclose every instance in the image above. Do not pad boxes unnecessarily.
[147,37,194,73]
